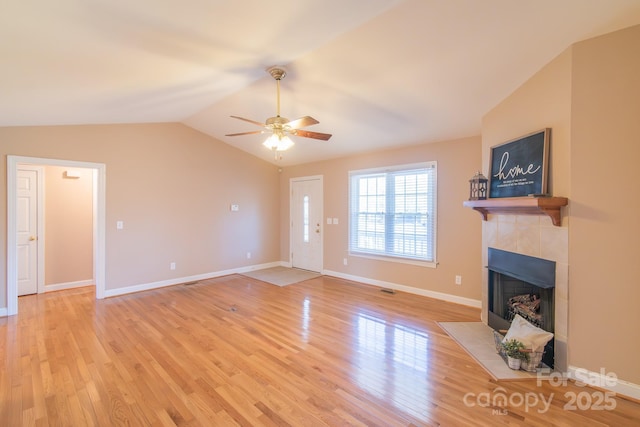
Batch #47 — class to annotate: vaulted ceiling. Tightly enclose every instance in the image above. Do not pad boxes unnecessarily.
[3,0,640,165]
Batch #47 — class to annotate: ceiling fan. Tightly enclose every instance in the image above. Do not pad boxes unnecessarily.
[225,66,332,157]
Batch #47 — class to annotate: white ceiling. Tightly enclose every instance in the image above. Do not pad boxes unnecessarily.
[3,0,640,166]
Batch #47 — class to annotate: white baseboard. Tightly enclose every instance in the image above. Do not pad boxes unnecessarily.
[102,264,479,307]
[567,365,640,401]
[45,279,93,292]
[103,261,282,298]
[322,269,481,308]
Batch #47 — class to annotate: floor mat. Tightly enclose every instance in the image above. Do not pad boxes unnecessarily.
[240,266,321,287]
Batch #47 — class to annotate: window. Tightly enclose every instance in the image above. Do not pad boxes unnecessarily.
[303,195,309,243]
[349,162,437,266]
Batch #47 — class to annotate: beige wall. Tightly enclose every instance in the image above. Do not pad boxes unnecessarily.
[279,136,483,302]
[483,24,640,385]
[569,25,640,385]
[0,123,280,307]
[482,50,573,197]
[482,47,573,371]
[44,165,93,286]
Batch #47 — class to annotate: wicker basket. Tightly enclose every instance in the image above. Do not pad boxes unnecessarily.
[493,330,544,372]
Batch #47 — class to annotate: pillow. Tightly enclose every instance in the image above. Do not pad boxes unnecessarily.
[502,314,554,352]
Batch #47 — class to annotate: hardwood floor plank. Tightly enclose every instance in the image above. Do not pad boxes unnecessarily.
[2,276,639,426]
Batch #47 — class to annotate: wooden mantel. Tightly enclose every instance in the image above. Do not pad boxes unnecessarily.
[463,197,568,226]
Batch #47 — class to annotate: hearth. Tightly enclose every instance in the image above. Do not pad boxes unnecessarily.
[487,248,555,368]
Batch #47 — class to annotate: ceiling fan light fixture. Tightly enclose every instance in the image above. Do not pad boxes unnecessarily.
[262,133,294,152]
[226,65,332,157]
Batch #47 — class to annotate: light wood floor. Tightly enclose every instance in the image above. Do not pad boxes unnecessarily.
[1,275,638,426]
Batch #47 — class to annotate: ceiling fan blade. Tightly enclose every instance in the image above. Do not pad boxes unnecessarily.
[292,129,332,141]
[286,116,319,129]
[230,115,266,127]
[225,130,264,137]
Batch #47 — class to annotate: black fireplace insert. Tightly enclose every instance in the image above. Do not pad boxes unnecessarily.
[488,247,555,368]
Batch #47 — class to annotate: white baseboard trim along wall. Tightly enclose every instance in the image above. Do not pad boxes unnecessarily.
[102,261,282,298]
[322,269,482,308]
[104,264,480,309]
[45,279,93,292]
[567,366,640,402]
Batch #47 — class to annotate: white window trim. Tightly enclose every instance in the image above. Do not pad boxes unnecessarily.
[348,161,437,268]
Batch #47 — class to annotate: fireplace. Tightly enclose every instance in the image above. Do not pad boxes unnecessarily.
[487,248,555,368]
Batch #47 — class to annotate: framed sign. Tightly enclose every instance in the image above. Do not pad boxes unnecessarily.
[489,129,550,198]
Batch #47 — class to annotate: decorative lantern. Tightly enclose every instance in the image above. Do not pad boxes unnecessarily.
[469,171,488,200]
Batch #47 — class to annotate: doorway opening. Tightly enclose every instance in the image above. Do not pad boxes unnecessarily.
[6,156,106,316]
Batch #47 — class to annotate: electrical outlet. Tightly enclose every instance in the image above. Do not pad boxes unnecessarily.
[246,252,251,259]
[343,258,348,266]
[455,275,462,285]
[170,262,176,270]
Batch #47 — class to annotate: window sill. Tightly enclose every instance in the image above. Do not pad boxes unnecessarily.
[349,252,437,268]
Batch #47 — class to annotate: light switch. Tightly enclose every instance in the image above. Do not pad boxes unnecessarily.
[327,218,332,225]
[332,218,339,225]
[116,221,124,230]
[230,204,239,211]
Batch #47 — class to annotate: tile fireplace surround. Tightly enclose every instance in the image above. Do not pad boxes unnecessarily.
[482,213,568,372]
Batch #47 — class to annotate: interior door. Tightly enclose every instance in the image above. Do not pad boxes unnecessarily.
[291,177,323,272]
[17,168,39,296]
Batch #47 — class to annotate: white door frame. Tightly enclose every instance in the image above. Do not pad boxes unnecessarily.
[289,175,323,272]
[7,156,106,315]
[17,165,45,295]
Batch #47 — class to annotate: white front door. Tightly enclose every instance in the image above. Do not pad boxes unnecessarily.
[17,168,39,296]
[291,177,323,272]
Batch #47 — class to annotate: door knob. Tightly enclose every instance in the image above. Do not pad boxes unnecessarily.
[29,236,37,241]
